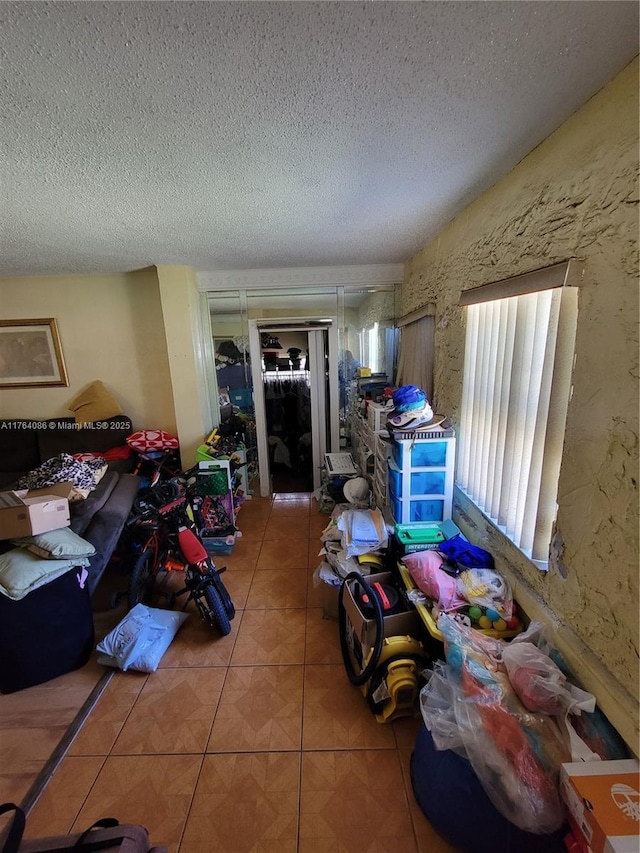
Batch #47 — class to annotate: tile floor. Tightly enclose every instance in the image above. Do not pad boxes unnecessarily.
[1,494,458,852]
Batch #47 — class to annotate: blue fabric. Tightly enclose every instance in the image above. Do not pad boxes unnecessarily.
[392,384,427,413]
[438,534,495,569]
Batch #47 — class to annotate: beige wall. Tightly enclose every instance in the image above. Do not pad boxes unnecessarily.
[0,268,176,432]
[403,59,639,748]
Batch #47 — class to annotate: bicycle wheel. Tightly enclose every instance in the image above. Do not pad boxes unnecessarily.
[128,547,156,608]
[203,583,232,636]
[204,557,235,619]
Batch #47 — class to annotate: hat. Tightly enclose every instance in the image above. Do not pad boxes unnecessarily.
[343,476,370,503]
[390,385,428,414]
[387,402,444,431]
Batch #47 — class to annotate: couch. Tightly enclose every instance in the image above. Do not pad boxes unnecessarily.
[0,415,140,596]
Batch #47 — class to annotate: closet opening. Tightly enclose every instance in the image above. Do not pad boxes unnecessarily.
[249,319,338,497]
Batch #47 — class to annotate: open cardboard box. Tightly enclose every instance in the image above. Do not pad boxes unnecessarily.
[341,570,422,667]
[0,482,73,539]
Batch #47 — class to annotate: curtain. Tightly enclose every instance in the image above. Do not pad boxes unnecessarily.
[396,314,435,403]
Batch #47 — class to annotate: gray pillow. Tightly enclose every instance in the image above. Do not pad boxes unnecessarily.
[12,526,96,560]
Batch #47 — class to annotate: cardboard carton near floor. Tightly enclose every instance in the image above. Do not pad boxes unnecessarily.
[560,759,640,853]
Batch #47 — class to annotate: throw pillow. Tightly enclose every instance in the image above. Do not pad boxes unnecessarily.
[12,526,96,560]
[67,380,123,425]
[0,549,91,600]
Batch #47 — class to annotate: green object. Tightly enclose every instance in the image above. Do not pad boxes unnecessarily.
[395,522,445,546]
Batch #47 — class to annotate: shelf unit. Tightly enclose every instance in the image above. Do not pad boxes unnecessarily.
[387,429,456,524]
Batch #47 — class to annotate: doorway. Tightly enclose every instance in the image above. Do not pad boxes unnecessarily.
[249,319,339,497]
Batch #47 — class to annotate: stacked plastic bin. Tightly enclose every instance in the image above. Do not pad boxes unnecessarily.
[388,428,456,524]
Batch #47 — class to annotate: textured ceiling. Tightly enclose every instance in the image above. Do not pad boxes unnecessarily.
[1,1,638,277]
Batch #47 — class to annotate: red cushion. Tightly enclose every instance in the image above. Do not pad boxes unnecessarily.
[126,430,179,452]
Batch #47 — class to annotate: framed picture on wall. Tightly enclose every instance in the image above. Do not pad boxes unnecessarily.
[0,318,69,388]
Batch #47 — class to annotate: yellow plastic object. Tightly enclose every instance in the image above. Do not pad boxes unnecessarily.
[357,367,372,377]
[361,635,427,723]
[397,563,523,641]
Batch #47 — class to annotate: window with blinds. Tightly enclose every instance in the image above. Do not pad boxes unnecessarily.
[457,261,581,567]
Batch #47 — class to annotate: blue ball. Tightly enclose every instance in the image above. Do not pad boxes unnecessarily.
[485,607,500,622]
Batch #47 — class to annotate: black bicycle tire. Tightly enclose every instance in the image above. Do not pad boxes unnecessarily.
[338,571,385,686]
[203,583,232,636]
[128,547,156,608]
[206,559,235,619]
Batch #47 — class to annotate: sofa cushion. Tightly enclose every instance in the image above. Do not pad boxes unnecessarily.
[69,470,120,537]
[37,415,133,459]
[0,421,40,474]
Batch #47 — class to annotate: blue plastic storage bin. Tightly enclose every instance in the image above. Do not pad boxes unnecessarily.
[392,438,449,469]
[388,460,446,497]
[390,490,445,524]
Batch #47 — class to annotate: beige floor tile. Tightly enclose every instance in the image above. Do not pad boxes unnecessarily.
[299,750,417,852]
[179,752,300,853]
[0,763,45,807]
[218,567,254,609]
[257,538,310,569]
[245,568,308,609]
[72,754,202,853]
[262,514,310,541]
[302,664,396,750]
[269,500,311,517]
[111,668,226,755]
[392,713,424,750]
[220,536,262,569]
[24,755,106,837]
[304,608,343,665]
[207,665,303,753]
[68,670,147,756]
[307,573,326,609]
[231,609,307,666]
[156,610,240,668]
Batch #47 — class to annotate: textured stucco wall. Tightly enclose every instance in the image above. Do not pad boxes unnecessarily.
[403,59,639,743]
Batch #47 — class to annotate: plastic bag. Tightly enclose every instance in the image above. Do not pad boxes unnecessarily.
[420,613,570,834]
[336,508,388,558]
[438,534,494,569]
[402,550,467,611]
[502,641,596,717]
[456,567,514,620]
[97,604,189,673]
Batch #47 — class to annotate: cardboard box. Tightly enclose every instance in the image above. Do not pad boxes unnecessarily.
[341,570,421,669]
[0,483,72,539]
[560,760,640,853]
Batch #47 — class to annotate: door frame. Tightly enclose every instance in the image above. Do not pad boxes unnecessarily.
[248,317,339,497]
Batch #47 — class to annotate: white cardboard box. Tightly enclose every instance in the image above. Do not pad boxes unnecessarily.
[0,483,72,539]
[560,760,640,853]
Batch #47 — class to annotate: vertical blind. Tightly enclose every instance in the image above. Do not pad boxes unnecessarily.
[458,271,579,564]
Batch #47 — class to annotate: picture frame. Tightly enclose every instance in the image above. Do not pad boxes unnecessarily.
[0,318,69,388]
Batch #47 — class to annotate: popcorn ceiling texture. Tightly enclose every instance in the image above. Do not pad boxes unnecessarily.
[1,1,638,275]
[403,60,639,734]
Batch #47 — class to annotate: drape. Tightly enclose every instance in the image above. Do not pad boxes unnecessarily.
[396,314,435,403]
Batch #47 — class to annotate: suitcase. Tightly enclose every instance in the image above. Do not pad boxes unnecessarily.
[0,567,94,694]
[0,803,167,853]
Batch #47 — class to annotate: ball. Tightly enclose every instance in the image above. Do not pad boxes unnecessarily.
[492,618,507,632]
[506,616,520,630]
[468,606,483,622]
[478,615,492,629]
[485,607,500,622]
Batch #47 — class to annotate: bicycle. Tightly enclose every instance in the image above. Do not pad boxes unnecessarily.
[125,478,235,636]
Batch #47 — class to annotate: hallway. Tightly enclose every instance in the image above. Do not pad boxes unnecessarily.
[3,494,457,853]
